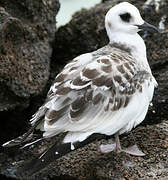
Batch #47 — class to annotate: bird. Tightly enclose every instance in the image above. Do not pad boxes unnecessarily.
[3,1,158,176]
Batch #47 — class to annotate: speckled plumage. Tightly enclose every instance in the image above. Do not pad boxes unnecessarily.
[29,43,157,143]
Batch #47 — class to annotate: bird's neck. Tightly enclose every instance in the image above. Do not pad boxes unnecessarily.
[109,32,146,58]
[108,32,151,72]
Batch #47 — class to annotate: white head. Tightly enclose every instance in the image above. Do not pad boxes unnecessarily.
[105,2,158,42]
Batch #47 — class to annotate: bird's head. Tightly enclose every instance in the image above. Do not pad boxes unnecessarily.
[105,2,158,35]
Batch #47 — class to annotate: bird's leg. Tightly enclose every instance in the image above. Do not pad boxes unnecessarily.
[114,133,122,152]
[100,132,145,156]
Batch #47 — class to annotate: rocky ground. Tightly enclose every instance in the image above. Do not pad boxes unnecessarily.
[0,121,168,180]
[0,0,168,179]
[31,121,168,179]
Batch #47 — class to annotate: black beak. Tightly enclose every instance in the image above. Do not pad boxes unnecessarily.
[137,22,159,33]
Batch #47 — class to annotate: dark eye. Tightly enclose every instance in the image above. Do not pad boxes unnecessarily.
[120,13,131,22]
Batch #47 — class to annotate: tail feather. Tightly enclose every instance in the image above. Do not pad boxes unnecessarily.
[2,117,43,148]
[14,134,105,177]
[20,138,43,149]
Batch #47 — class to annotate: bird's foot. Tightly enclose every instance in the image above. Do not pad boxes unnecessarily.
[122,144,145,156]
[99,143,117,153]
[99,143,145,156]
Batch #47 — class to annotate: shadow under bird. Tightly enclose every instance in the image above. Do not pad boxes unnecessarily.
[2,1,159,177]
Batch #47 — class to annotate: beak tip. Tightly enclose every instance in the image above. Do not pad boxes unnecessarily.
[137,22,159,33]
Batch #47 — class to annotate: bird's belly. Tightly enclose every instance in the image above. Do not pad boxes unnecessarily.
[93,83,155,136]
[44,81,155,143]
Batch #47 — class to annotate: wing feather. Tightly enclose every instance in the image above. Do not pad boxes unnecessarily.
[31,47,156,140]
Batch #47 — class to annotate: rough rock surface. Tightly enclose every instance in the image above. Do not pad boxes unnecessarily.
[0,0,168,179]
[32,121,168,179]
[1,121,168,180]
[0,0,60,111]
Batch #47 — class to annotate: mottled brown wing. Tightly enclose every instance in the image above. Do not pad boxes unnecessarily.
[32,50,155,134]
[47,53,93,96]
[44,51,149,125]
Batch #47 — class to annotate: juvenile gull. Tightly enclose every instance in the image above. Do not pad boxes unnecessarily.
[3,2,158,175]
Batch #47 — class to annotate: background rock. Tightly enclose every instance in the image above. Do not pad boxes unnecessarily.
[0,0,168,179]
[0,0,60,111]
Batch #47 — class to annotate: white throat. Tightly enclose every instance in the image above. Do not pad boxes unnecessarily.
[108,31,146,59]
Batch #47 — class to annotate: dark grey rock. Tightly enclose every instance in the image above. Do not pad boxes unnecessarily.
[0,0,60,111]
[36,121,168,179]
[1,121,168,180]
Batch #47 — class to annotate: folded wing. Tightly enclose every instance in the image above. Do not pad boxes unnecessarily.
[31,48,156,142]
